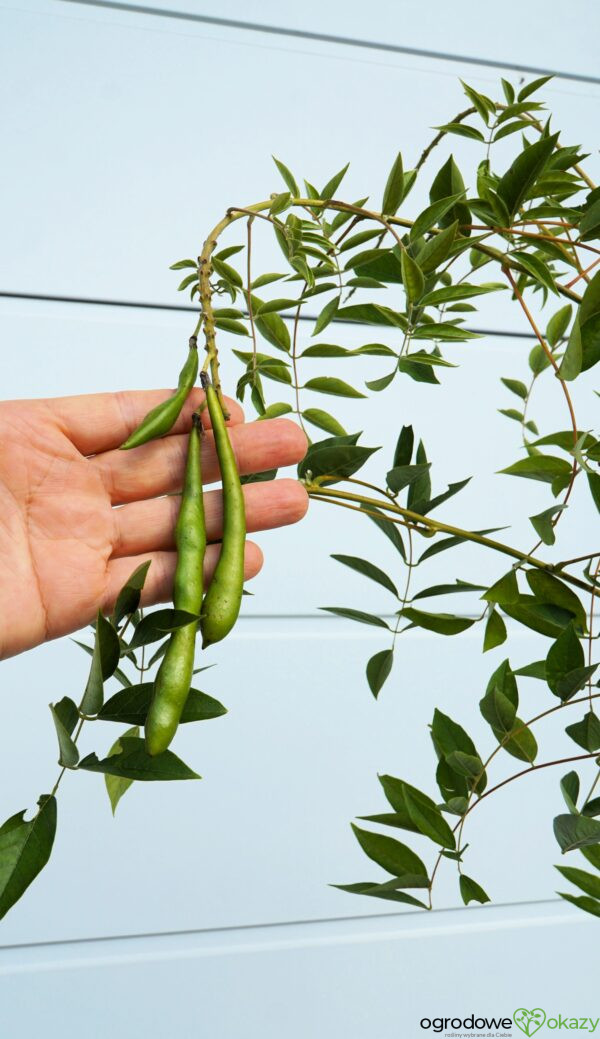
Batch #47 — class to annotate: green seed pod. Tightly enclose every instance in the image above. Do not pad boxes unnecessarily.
[200,375,246,648]
[145,414,206,755]
[120,338,199,450]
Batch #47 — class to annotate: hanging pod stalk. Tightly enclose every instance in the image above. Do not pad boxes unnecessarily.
[120,337,199,450]
[145,414,206,755]
[200,372,246,648]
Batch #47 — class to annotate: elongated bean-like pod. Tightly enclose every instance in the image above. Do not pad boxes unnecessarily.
[120,338,199,450]
[200,373,246,648]
[145,414,206,755]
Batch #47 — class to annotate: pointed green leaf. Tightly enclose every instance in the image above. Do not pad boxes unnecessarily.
[79,737,200,781]
[459,874,490,905]
[104,726,139,815]
[0,795,57,920]
[99,685,226,726]
[366,649,394,699]
[554,814,600,853]
[497,134,558,217]
[351,824,428,878]
[483,609,507,652]
[320,607,390,629]
[331,554,398,597]
[381,152,404,215]
[80,612,120,716]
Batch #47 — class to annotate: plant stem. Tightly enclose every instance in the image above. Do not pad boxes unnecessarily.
[305,482,593,594]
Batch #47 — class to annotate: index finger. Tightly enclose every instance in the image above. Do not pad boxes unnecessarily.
[47,386,245,455]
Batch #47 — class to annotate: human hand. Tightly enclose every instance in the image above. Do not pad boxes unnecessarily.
[0,389,308,659]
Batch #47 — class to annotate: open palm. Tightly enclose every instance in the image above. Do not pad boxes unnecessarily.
[0,388,307,659]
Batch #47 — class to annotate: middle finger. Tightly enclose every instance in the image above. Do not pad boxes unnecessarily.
[92,418,308,505]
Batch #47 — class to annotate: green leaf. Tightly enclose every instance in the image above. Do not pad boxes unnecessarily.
[269,192,292,217]
[98,684,227,726]
[589,473,600,515]
[556,864,600,900]
[499,454,572,493]
[493,119,532,141]
[257,402,294,420]
[351,824,428,878]
[393,425,414,468]
[253,307,291,353]
[304,376,365,399]
[435,122,485,142]
[112,561,152,627]
[417,221,458,274]
[429,156,471,231]
[381,152,404,215]
[565,711,600,752]
[484,609,507,652]
[410,195,465,241]
[298,434,378,483]
[414,477,471,517]
[421,283,505,307]
[557,891,600,917]
[255,298,299,315]
[401,250,424,304]
[128,609,199,651]
[0,795,57,921]
[407,440,431,511]
[251,273,286,290]
[480,685,516,735]
[502,596,575,638]
[331,554,398,597]
[331,881,427,907]
[272,156,299,195]
[336,303,406,327]
[49,702,79,768]
[554,814,600,853]
[320,607,390,630]
[79,737,200,781]
[301,408,347,437]
[572,270,600,374]
[321,163,349,200]
[104,726,139,815]
[80,612,121,716]
[212,257,243,289]
[546,304,572,347]
[501,377,528,400]
[312,296,339,336]
[377,776,420,831]
[529,504,567,546]
[170,258,196,271]
[214,317,249,337]
[339,229,382,253]
[366,649,394,699]
[526,571,586,629]
[518,75,553,101]
[445,751,486,783]
[496,134,558,217]
[361,504,406,561]
[402,608,474,636]
[561,771,580,814]
[482,569,520,606]
[509,250,558,294]
[411,580,485,602]
[501,720,538,763]
[459,874,490,905]
[583,797,600,818]
[402,785,456,848]
[386,463,430,495]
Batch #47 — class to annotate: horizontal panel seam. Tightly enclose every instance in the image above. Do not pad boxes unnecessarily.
[0,895,568,954]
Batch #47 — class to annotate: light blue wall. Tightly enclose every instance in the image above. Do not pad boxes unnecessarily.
[0,2,599,1035]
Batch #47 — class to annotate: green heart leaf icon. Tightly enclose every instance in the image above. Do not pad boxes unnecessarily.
[514,1008,546,1036]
